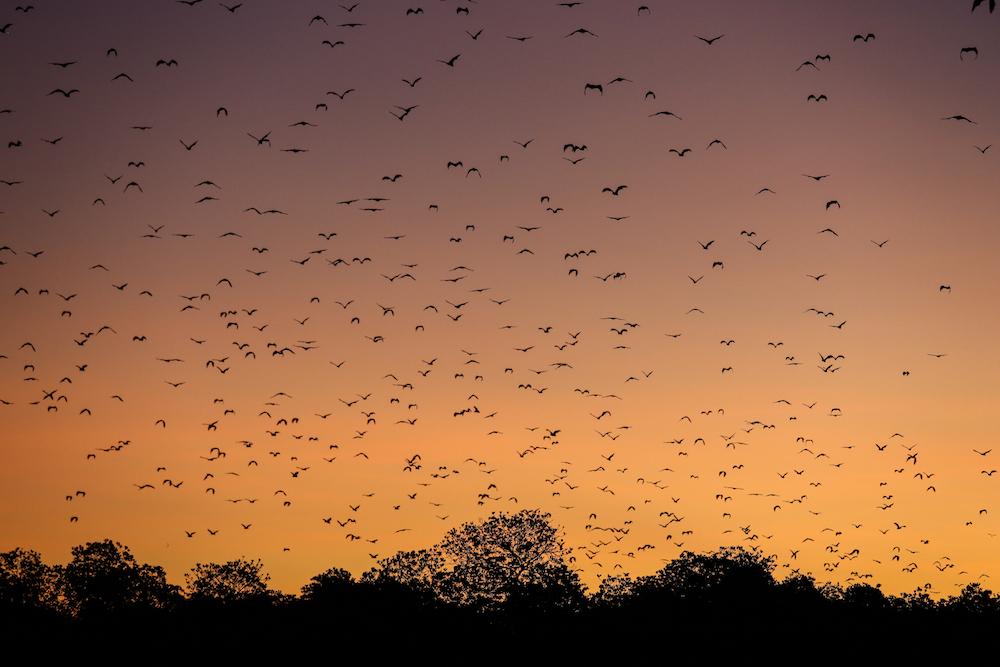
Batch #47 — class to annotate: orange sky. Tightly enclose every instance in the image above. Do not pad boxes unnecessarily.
[2,0,999,597]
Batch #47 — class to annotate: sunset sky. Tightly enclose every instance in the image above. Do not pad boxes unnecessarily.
[2,0,999,596]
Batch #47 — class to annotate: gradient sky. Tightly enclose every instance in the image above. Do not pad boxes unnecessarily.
[2,0,999,597]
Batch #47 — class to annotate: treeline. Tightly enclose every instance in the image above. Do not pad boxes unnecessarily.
[2,510,998,652]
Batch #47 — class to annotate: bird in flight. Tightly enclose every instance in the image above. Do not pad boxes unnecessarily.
[695,34,724,45]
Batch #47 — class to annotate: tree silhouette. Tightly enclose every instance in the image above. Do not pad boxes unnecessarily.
[638,545,778,607]
[61,539,180,617]
[368,509,584,612]
[841,582,889,610]
[301,566,355,603]
[592,573,638,608]
[894,585,938,613]
[6,520,1000,649]
[185,558,273,604]
[441,509,577,603]
[594,544,791,641]
[363,546,446,596]
[0,547,64,615]
[944,583,1000,615]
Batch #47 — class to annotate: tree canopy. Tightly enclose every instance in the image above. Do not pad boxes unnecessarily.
[363,509,583,612]
[60,539,180,617]
[185,557,273,604]
[5,513,1000,653]
[0,547,64,613]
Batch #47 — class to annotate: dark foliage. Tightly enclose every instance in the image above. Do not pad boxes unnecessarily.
[2,511,998,654]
